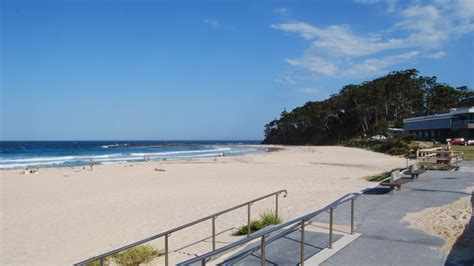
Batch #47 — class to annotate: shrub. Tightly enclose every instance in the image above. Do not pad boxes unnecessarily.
[367,171,392,182]
[400,133,416,143]
[111,245,163,266]
[343,133,416,156]
[235,211,282,236]
[85,258,109,266]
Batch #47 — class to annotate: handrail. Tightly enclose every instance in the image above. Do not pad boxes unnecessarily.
[178,192,361,265]
[74,189,287,266]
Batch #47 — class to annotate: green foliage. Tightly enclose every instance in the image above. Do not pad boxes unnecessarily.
[111,245,163,266]
[452,145,474,161]
[342,133,415,156]
[235,211,282,236]
[263,69,473,145]
[85,258,109,266]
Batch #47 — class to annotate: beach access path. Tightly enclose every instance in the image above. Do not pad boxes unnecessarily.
[320,161,474,266]
[223,161,473,265]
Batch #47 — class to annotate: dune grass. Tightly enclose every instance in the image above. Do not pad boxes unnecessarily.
[110,245,163,266]
[85,258,109,266]
[235,211,282,236]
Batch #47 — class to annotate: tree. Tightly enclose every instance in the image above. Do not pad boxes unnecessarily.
[426,84,460,114]
[263,69,473,145]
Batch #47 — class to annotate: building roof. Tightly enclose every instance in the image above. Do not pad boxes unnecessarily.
[403,107,474,123]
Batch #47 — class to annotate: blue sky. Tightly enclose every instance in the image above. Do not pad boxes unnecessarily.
[2,0,473,140]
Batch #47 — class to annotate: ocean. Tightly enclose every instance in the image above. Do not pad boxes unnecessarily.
[0,141,262,170]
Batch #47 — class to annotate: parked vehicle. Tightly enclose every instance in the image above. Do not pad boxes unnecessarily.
[463,139,474,145]
[449,138,465,145]
[370,135,387,140]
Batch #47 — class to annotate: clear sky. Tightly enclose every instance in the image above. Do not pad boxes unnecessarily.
[1,0,473,140]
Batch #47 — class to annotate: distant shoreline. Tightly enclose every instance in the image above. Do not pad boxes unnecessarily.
[0,141,265,170]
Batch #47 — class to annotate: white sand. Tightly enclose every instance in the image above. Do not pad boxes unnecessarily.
[403,187,473,255]
[0,146,405,265]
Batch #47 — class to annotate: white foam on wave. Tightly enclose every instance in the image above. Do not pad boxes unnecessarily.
[95,151,228,164]
[0,146,260,169]
[0,156,75,163]
[0,161,67,169]
[0,153,123,164]
[93,156,142,162]
[82,154,123,159]
[130,147,231,156]
[101,144,128,148]
[100,161,128,165]
[225,148,257,154]
[172,152,225,159]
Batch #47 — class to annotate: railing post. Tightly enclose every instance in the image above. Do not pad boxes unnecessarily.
[212,216,216,251]
[300,219,305,265]
[201,259,206,266]
[350,198,355,235]
[99,258,104,266]
[328,207,334,249]
[275,193,279,219]
[260,235,266,266]
[165,234,169,266]
[247,203,251,237]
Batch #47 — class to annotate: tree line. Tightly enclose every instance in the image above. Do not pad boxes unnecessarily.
[263,69,474,145]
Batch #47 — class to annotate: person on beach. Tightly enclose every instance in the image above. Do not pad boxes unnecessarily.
[88,159,94,170]
[154,167,165,172]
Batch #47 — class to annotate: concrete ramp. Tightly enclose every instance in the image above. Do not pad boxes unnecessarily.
[217,223,361,265]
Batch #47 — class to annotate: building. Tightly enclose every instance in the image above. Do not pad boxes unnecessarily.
[403,107,474,141]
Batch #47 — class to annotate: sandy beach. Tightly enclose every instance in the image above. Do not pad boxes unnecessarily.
[403,187,474,258]
[0,145,405,265]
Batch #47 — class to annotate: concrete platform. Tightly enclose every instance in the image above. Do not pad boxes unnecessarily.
[320,161,474,266]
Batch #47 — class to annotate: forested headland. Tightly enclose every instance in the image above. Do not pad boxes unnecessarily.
[263,69,474,145]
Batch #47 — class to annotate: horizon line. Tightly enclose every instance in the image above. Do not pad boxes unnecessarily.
[0,139,264,142]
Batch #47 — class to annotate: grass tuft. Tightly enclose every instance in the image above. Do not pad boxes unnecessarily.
[235,211,282,236]
[111,245,163,266]
[85,258,109,266]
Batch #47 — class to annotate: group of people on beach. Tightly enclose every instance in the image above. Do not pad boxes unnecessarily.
[80,159,95,171]
[22,153,226,174]
[23,168,39,175]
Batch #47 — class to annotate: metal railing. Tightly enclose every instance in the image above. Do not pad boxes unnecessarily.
[416,148,464,170]
[74,189,287,266]
[178,192,360,266]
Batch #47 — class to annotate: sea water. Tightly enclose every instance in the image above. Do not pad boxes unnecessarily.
[0,141,262,169]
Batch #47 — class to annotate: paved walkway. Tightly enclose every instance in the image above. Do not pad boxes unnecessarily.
[218,162,474,265]
[320,161,474,266]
